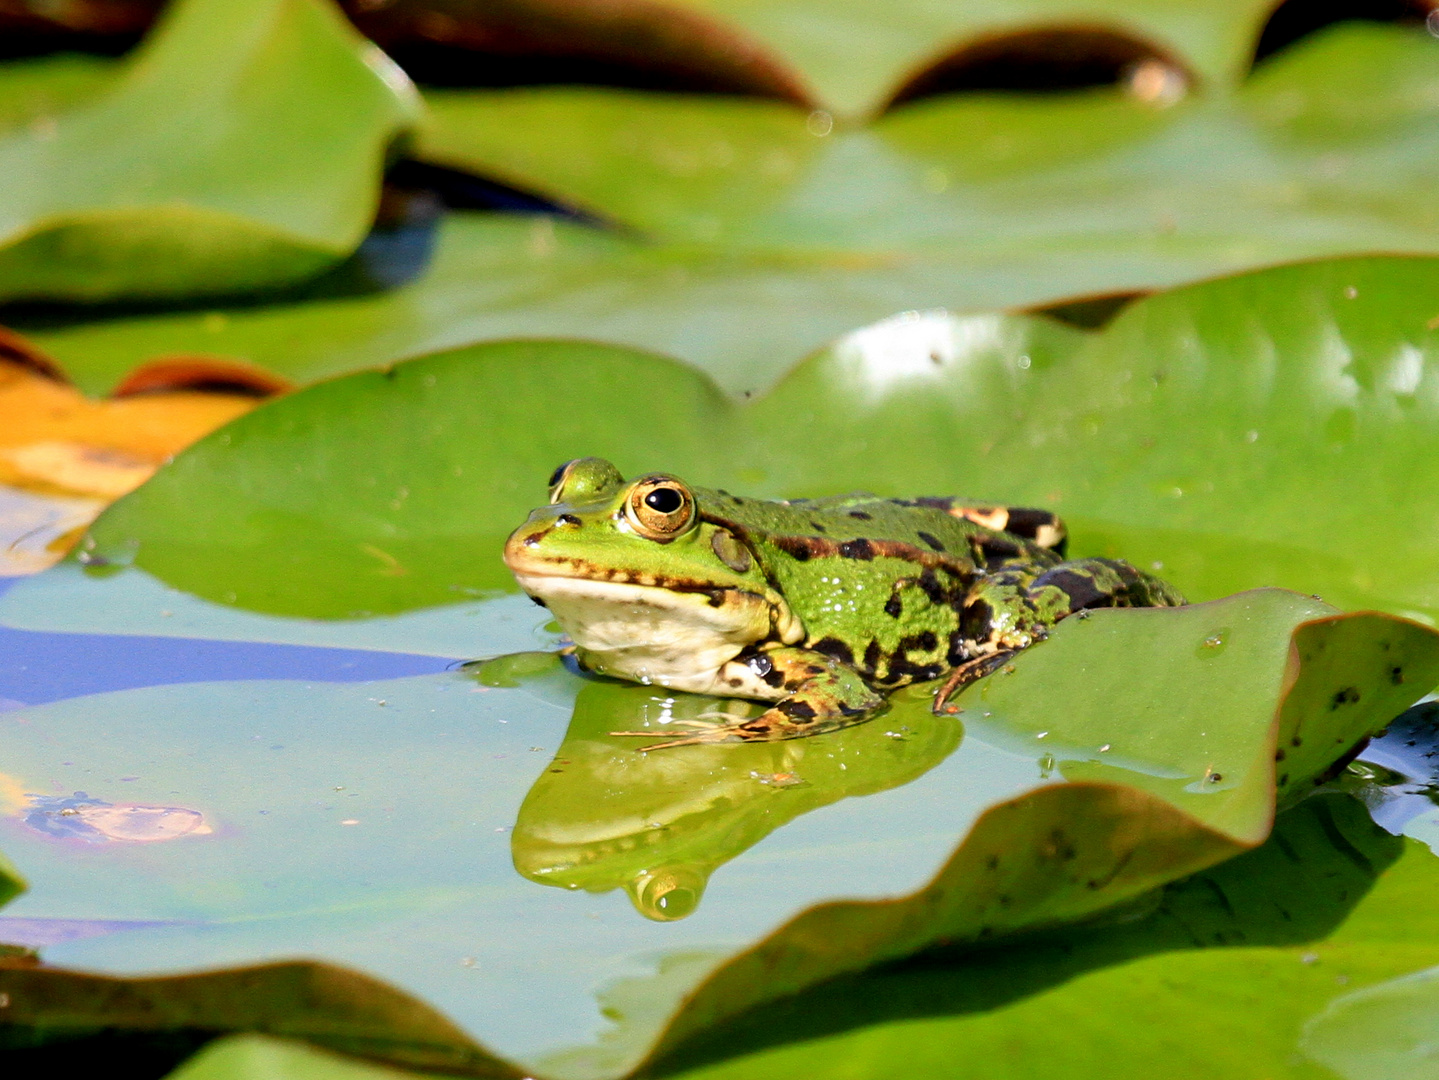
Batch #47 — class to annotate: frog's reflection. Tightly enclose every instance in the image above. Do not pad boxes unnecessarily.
[510,679,962,920]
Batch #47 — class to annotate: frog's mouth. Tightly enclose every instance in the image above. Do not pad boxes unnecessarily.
[511,570,779,687]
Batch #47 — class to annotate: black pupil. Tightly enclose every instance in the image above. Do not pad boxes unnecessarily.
[645,488,684,514]
[548,460,575,488]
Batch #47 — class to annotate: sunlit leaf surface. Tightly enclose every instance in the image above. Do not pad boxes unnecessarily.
[52,255,1439,623]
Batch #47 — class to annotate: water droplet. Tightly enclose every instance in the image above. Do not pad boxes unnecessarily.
[1245,429,1260,443]
[1098,744,1111,753]
[1197,629,1230,658]
[1017,354,1032,370]
[806,110,833,137]
[1038,753,1056,778]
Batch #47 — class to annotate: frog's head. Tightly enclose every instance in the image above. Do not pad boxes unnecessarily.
[504,459,798,676]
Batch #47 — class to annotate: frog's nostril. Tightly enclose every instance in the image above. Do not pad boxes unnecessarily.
[557,514,582,528]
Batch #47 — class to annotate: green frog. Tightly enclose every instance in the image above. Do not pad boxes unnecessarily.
[504,458,1184,749]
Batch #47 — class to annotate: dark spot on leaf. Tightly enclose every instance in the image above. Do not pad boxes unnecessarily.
[986,854,1000,870]
[1331,686,1361,709]
[1391,666,1405,685]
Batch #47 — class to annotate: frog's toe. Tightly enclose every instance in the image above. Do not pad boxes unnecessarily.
[610,716,780,750]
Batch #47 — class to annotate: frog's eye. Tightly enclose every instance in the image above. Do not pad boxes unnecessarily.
[625,476,696,540]
[549,457,625,504]
[547,460,580,504]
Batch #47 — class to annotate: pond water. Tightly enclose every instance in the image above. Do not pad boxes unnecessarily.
[0,565,1435,1077]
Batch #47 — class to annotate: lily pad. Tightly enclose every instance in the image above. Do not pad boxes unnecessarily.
[160,1034,460,1080]
[20,212,1093,401]
[675,0,1273,115]
[27,23,1439,399]
[0,0,419,303]
[55,253,1439,623]
[0,958,513,1075]
[0,591,1431,1078]
[0,54,116,137]
[638,795,1439,1080]
[414,24,1439,257]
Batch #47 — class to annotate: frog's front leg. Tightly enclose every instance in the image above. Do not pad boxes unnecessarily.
[611,648,884,751]
[932,558,1186,712]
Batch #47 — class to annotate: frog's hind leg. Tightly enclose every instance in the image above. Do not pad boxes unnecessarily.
[611,647,884,750]
[932,558,1185,713]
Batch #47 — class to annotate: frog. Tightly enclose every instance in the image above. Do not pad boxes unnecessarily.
[503,458,1185,750]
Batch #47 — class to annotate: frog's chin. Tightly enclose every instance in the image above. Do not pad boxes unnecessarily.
[511,571,777,695]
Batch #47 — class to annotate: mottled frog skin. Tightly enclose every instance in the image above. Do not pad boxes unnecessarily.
[504,458,1185,749]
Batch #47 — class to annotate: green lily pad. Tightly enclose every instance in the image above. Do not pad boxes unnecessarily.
[0,0,418,303]
[0,592,1430,1077]
[160,1034,458,1080]
[414,24,1439,258]
[675,0,1273,115]
[21,211,1092,400]
[28,24,1439,398]
[0,54,116,137]
[59,253,1439,624]
[637,795,1439,1080]
[0,849,23,909]
[0,959,513,1075]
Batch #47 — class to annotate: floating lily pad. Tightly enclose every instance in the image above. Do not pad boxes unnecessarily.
[0,55,116,137]
[21,211,1096,401]
[55,253,1439,623]
[672,0,1274,115]
[0,0,418,303]
[160,1034,462,1080]
[0,592,1431,1078]
[415,24,1439,258]
[27,24,1439,399]
[641,795,1439,1080]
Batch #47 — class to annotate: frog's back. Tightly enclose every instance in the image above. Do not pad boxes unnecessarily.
[696,487,1064,568]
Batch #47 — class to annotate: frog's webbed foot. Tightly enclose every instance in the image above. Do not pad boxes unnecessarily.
[611,648,884,751]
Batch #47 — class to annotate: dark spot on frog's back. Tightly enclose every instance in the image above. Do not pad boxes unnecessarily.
[917,530,946,553]
[839,538,875,560]
[809,520,828,533]
[863,640,882,672]
[812,637,855,666]
[778,699,817,721]
[848,511,872,521]
[775,536,818,562]
[1032,567,1107,609]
